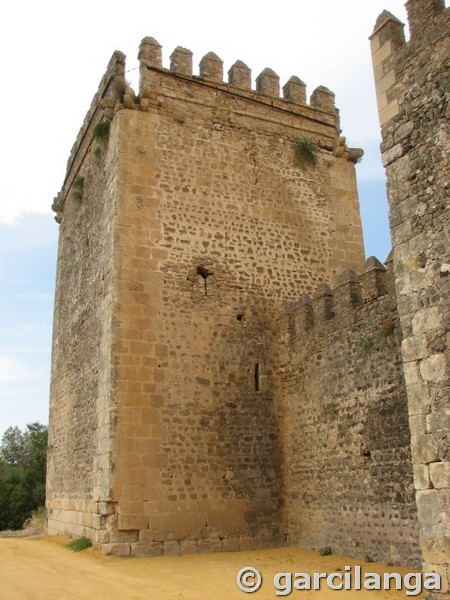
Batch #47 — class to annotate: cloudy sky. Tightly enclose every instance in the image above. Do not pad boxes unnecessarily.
[0,0,422,438]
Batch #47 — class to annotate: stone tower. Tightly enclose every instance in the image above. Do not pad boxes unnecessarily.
[371,0,449,595]
[47,38,366,555]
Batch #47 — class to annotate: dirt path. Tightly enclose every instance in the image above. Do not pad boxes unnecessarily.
[0,536,425,599]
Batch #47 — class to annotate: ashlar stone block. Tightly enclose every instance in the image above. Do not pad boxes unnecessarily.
[413,463,431,490]
[429,462,450,490]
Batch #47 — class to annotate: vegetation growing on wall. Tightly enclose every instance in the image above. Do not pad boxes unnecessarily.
[92,119,111,158]
[293,138,318,168]
[92,120,110,144]
[72,176,84,201]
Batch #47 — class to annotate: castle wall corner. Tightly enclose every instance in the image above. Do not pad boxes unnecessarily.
[371,3,450,593]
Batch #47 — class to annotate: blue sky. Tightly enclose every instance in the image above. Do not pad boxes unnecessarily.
[0,0,417,438]
[0,215,57,435]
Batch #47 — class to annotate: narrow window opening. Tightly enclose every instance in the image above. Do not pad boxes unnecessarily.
[254,363,261,392]
[197,266,212,296]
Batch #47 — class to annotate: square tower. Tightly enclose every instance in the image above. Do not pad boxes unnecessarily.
[47,40,365,555]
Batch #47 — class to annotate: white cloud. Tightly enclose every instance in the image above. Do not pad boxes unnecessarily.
[0,356,35,383]
[0,189,51,226]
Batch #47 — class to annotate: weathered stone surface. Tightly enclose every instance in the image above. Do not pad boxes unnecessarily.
[403,361,421,387]
[371,0,450,585]
[239,537,255,551]
[310,85,335,111]
[198,538,221,553]
[393,120,414,143]
[179,540,199,555]
[170,46,193,76]
[409,414,427,436]
[413,464,431,490]
[102,543,131,556]
[406,0,446,38]
[255,68,280,97]
[429,462,450,490]
[131,541,163,557]
[221,537,239,552]
[381,143,403,166]
[420,354,448,383]
[109,527,139,543]
[282,76,306,104]
[162,541,180,556]
[416,490,440,528]
[412,307,442,336]
[427,411,450,434]
[228,60,251,90]
[407,382,431,415]
[279,263,420,567]
[402,335,428,362]
[411,434,440,464]
[199,51,223,82]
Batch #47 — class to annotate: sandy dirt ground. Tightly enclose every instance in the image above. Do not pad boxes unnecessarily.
[0,536,425,600]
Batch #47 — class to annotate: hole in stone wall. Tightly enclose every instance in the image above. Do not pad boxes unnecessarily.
[196,266,210,278]
[237,313,244,321]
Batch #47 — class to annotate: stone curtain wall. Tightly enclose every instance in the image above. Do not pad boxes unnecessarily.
[278,260,420,567]
[371,0,450,595]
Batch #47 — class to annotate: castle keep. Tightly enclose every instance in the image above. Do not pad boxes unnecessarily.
[47,1,448,592]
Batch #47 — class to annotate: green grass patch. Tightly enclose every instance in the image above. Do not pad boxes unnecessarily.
[65,536,93,552]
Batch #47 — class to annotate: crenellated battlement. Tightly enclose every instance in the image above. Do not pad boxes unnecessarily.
[280,255,395,342]
[137,36,337,113]
[405,0,447,38]
[370,0,449,127]
[53,36,365,222]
